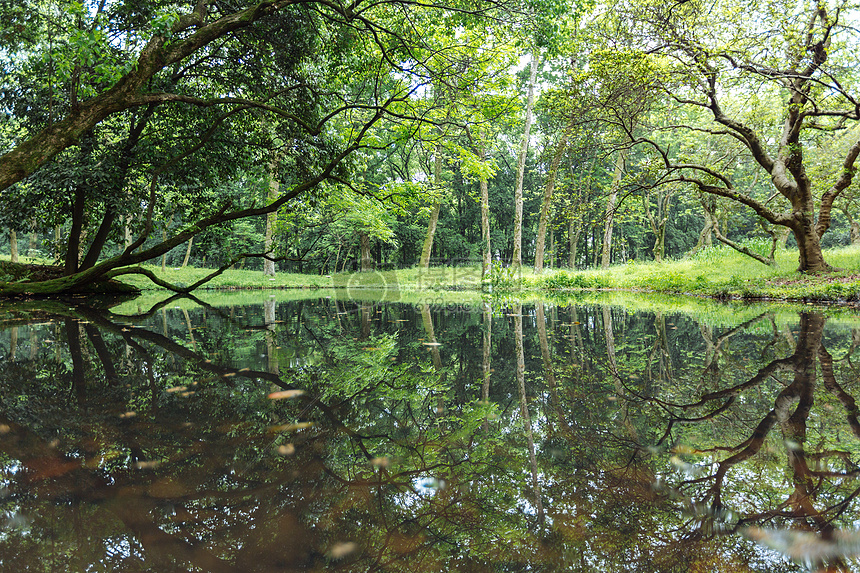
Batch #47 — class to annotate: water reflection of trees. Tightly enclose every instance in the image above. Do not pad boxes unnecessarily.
[594,310,860,572]
[2,300,860,571]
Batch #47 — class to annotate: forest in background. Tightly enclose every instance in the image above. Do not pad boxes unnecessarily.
[2,0,860,295]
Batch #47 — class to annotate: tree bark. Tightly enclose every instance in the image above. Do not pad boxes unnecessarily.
[9,229,18,263]
[512,52,538,270]
[80,207,117,271]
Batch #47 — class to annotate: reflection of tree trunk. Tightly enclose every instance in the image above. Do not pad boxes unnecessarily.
[482,303,492,431]
[84,324,119,387]
[420,303,443,372]
[66,320,86,405]
[514,304,544,525]
[602,306,621,391]
[646,312,671,391]
[9,326,17,360]
[537,303,568,434]
[29,328,37,360]
[181,308,197,352]
[360,302,372,341]
[420,303,445,415]
[264,299,280,375]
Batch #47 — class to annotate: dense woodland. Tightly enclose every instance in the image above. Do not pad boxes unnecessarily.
[2,0,860,294]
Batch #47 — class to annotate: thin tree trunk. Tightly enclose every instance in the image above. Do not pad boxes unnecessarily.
[512,52,539,270]
[568,218,581,268]
[479,147,491,280]
[601,148,627,268]
[535,126,570,273]
[9,229,17,263]
[181,236,193,268]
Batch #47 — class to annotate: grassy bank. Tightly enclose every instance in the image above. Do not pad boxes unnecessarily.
[6,243,860,304]
[500,244,860,303]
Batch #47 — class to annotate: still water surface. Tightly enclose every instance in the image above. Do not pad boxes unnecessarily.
[2,294,860,572]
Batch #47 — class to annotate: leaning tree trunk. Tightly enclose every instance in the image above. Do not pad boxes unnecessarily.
[420,141,444,269]
[512,52,538,270]
[181,237,193,268]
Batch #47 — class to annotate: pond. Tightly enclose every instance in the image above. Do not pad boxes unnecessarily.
[1,292,859,572]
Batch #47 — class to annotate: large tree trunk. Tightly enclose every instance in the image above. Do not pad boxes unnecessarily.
[692,194,717,254]
[9,229,18,263]
[534,126,570,273]
[601,148,627,268]
[359,232,372,272]
[512,52,538,270]
[794,221,828,272]
[264,148,283,277]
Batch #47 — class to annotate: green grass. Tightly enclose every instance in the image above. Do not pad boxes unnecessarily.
[5,242,860,305]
